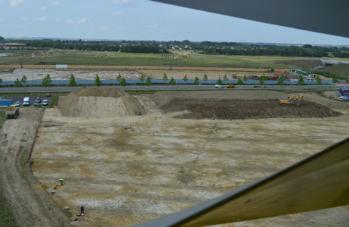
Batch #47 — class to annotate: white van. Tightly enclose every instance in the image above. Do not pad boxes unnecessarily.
[23,97,30,106]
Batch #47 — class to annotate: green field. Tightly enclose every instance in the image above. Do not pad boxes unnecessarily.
[1,49,349,79]
[0,49,322,69]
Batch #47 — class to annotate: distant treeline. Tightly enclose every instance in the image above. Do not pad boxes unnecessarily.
[6,38,349,57]
[16,40,169,54]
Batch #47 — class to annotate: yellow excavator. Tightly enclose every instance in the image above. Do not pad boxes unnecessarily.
[279,95,304,106]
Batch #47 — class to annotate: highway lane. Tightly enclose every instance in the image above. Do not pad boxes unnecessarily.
[0,84,337,94]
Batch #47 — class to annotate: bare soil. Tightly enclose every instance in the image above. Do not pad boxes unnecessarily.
[30,90,349,226]
[160,99,341,120]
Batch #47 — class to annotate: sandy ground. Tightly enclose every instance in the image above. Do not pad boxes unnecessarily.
[0,108,70,227]
[31,90,349,226]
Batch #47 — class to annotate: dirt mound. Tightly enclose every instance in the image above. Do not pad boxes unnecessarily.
[160,99,341,120]
[58,88,145,118]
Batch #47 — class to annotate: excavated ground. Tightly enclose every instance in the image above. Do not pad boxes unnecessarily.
[160,99,340,120]
[30,90,349,226]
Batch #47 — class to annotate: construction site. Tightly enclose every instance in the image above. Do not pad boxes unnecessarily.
[1,87,348,226]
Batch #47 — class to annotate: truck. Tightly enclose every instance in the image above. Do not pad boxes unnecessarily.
[5,106,20,119]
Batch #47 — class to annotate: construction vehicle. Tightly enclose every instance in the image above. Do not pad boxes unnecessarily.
[5,105,20,119]
[226,84,235,89]
[279,95,304,106]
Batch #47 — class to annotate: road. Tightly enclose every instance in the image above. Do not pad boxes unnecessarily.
[0,108,70,227]
[0,85,338,94]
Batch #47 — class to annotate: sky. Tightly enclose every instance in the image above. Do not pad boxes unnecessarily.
[1,0,349,45]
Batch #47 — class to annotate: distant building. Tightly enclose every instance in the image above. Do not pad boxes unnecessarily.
[0,43,26,50]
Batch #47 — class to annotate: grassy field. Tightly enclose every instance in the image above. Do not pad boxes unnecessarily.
[1,49,349,79]
[0,49,321,69]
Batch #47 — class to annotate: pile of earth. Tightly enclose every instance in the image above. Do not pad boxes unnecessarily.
[58,87,145,118]
[160,99,341,120]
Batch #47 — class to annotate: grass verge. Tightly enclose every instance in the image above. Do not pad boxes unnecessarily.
[0,112,17,227]
[0,193,17,227]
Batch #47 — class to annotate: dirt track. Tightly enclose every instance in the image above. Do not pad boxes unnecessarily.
[0,108,70,227]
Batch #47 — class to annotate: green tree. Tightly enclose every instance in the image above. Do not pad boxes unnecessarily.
[139,74,145,81]
[237,78,244,85]
[315,75,322,85]
[332,76,338,83]
[277,75,286,85]
[259,76,266,85]
[145,77,152,86]
[163,73,168,81]
[14,78,22,87]
[169,77,176,85]
[203,74,208,81]
[183,74,188,81]
[95,74,101,86]
[0,78,2,87]
[193,77,199,85]
[270,67,275,73]
[119,77,126,86]
[243,75,248,81]
[216,77,223,85]
[223,74,228,81]
[69,74,77,86]
[21,75,27,85]
[117,73,122,81]
[42,74,52,87]
[298,75,305,85]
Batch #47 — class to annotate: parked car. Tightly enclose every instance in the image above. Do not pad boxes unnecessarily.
[42,99,49,106]
[13,101,21,107]
[215,84,224,89]
[34,97,42,106]
[23,97,30,106]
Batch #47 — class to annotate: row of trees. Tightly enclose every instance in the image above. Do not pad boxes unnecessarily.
[1,74,334,87]
[20,39,169,53]
[7,38,349,57]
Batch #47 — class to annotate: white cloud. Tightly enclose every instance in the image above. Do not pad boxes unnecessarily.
[50,0,60,6]
[76,17,87,24]
[34,16,47,22]
[62,17,87,25]
[147,24,159,29]
[99,25,111,31]
[9,0,24,7]
[112,11,122,16]
[112,0,132,5]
